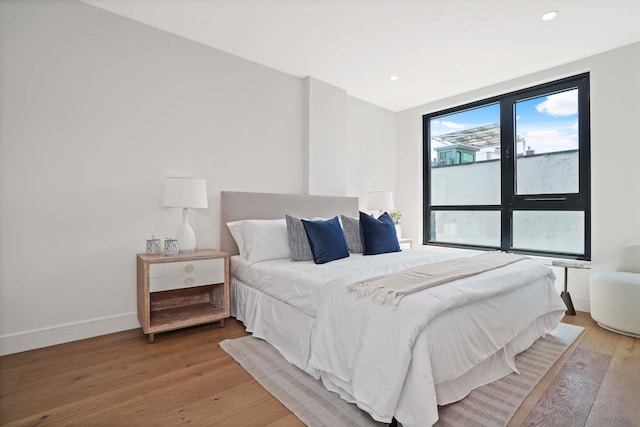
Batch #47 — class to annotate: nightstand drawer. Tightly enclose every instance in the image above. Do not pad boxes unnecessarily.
[149,258,224,278]
[150,269,225,292]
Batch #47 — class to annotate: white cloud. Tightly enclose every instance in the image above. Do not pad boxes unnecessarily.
[522,126,577,153]
[535,90,578,117]
[527,129,561,138]
[440,121,466,130]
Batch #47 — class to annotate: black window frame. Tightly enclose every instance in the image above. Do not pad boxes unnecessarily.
[423,73,591,260]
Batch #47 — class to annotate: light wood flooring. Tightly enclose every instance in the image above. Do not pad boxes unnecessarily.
[1,312,638,426]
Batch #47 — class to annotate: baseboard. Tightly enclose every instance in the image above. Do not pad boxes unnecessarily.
[0,312,139,356]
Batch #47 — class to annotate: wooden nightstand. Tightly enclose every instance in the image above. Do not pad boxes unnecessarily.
[137,249,229,343]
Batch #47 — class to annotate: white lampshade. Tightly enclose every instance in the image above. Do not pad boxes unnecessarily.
[163,177,208,254]
[163,177,208,209]
[367,191,394,212]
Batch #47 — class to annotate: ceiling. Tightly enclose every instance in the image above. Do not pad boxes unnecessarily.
[80,0,640,112]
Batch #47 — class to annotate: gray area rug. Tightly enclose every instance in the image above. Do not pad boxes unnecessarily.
[220,322,583,427]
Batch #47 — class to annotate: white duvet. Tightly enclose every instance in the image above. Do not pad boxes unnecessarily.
[231,249,470,316]
[309,256,564,426]
[231,249,566,426]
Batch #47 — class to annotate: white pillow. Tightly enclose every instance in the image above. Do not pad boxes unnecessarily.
[226,221,247,258]
[226,219,290,264]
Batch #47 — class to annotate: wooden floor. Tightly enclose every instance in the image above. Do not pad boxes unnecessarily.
[1,312,638,426]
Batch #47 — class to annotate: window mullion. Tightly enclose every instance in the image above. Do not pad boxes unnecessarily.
[422,115,431,245]
[578,76,592,259]
[500,98,515,252]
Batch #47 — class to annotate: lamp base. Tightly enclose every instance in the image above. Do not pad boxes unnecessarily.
[176,208,197,254]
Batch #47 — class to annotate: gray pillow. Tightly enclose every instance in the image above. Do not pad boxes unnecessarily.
[341,215,363,253]
[285,214,314,261]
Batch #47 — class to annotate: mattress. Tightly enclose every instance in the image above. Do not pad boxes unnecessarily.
[230,248,566,426]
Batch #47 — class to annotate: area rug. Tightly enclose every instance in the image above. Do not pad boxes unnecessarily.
[220,322,583,427]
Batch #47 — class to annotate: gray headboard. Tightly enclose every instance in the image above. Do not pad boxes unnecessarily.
[220,191,359,255]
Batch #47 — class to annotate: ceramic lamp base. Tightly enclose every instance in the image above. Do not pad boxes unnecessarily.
[176,208,197,253]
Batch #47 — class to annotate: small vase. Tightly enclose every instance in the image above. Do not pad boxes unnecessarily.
[395,224,401,238]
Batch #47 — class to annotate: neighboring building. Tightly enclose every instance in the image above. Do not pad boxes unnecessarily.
[432,123,527,166]
[434,144,479,166]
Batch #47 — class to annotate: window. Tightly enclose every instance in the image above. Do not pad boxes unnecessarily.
[423,73,590,260]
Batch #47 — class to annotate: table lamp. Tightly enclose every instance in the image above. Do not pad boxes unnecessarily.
[162,177,208,254]
[367,191,394,215]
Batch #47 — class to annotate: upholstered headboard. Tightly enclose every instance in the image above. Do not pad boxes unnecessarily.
[220,191,359,255]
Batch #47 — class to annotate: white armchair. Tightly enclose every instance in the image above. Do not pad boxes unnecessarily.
[589,239,640,337]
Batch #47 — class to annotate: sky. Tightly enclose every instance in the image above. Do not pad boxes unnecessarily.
[430,89,579,156]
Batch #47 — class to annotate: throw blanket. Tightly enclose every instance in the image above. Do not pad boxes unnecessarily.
[348,251,528,305]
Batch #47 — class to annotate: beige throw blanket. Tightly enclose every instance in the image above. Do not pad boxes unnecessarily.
[348,252,528,306]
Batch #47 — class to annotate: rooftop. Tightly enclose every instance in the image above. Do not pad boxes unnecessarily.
[433,124,525,149]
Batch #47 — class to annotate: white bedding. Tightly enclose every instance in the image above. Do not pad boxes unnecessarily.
[230,249,566,427]
[231,249,474,316]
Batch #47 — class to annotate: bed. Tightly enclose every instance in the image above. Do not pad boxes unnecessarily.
[220,191,566,427]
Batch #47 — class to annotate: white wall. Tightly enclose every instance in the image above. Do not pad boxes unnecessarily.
[0,0,397,355]
[306,78,397,203]
[0,0,306,355]
[396,42,640,312]
[307,77,348,196]
[346,97,397,210]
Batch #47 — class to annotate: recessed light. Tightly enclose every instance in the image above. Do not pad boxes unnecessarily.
[389,75,399,81]
[542,10,558,21]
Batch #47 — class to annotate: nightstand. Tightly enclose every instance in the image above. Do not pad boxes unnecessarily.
[399,238,413,250]
[136,249,229,343]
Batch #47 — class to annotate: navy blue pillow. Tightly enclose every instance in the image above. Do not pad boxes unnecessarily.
[359,211,401,255]
[301,217,349,264]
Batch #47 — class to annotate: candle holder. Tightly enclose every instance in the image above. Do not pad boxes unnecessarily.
[164,239,179,255]
[146,239,161,254]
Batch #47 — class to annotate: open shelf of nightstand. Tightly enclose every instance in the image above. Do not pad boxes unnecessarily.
[149,284,227,331]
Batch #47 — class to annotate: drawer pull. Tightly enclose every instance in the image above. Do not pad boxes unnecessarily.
[185,264,194,273]
[185,277,195,286]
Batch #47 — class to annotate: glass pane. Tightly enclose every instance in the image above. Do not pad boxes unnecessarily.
[430,211,500,247]
[430,104,500,205]
[515,89,579,195]
[512,211,584,254]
